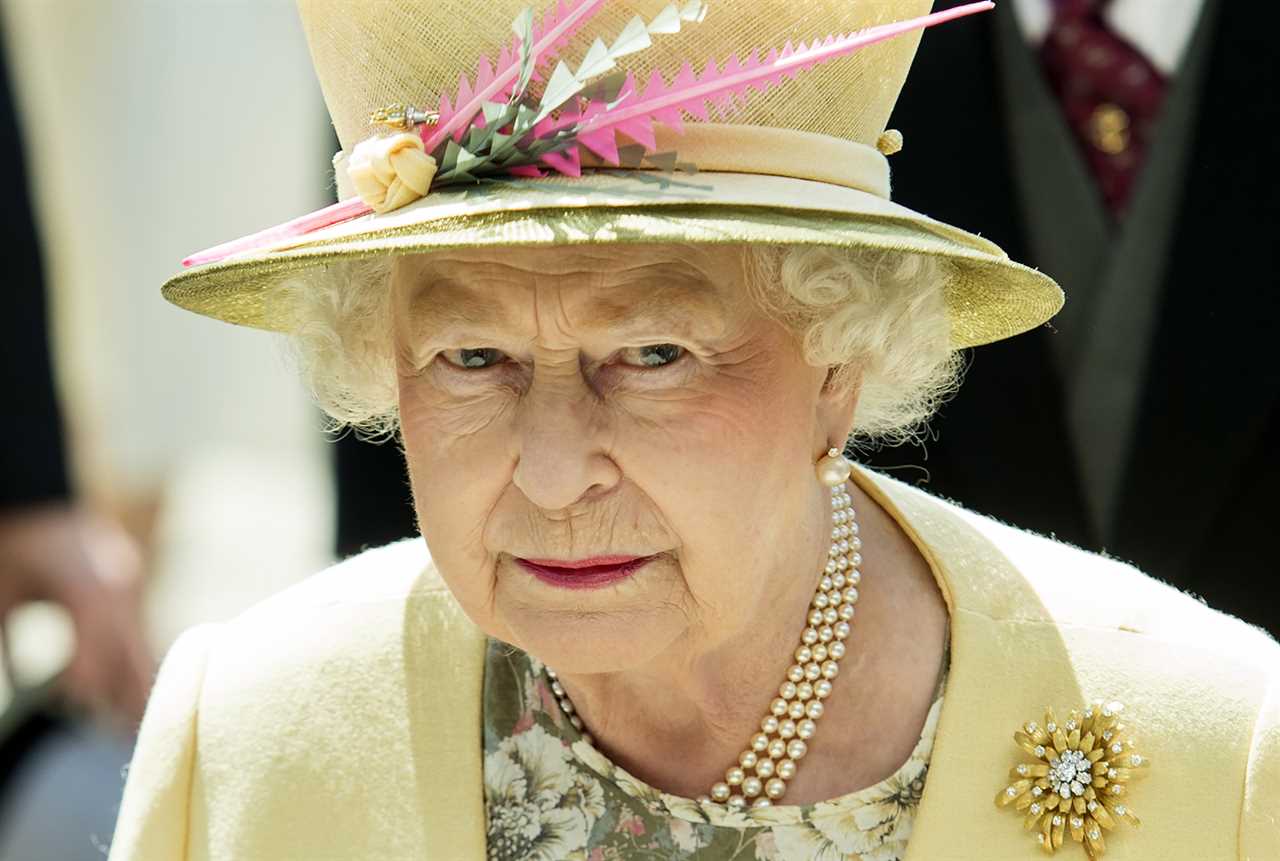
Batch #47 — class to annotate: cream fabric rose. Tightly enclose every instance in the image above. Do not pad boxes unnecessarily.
[345,132,438,214]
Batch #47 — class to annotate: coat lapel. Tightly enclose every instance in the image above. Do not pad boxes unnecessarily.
[851,463,1260,860]
[850,463,1084,860]
[405,573,489,857]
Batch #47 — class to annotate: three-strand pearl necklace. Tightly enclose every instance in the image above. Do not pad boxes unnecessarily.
[545,451,861,810]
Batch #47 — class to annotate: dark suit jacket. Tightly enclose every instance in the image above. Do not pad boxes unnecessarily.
[865,0,1279,635]
[1,31,69,510]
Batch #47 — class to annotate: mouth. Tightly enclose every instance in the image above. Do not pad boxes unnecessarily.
[514,554,659,589]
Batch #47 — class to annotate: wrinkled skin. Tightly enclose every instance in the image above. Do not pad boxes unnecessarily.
[393,243,948,803]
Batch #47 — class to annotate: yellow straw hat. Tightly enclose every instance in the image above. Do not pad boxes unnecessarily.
[162,0,1063,350]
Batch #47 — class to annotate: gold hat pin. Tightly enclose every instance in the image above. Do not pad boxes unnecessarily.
[996,700,1149,857]
[369,104,440,131]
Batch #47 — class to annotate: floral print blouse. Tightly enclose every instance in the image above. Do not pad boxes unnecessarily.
[482,638,949,861]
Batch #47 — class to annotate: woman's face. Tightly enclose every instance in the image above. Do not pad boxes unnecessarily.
[392,243,858,672]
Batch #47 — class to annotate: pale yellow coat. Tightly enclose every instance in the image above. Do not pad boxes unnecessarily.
[106,464,1280,859]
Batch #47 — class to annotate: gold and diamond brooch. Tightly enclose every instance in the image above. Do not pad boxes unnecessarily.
[995,701,1149,857]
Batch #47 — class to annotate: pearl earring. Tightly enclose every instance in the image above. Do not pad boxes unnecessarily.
[816,446,853,487]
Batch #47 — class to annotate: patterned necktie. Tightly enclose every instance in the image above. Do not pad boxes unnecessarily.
[1039,0,1169,219]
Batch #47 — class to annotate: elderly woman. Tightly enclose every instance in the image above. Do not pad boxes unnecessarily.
[108,1,1277,859]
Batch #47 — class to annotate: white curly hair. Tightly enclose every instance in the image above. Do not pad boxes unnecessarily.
[279,242,964,449]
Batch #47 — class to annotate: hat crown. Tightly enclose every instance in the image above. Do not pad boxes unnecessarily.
[297,0,933,157]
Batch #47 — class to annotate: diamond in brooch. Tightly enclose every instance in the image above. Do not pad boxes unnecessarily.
[996,701,1150,857]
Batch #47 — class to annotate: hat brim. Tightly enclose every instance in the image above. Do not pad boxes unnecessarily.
[162,170,1063,350]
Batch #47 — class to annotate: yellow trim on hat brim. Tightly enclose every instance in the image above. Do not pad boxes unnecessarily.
[163,172,1063,350]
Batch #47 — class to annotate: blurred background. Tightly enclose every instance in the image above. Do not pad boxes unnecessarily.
[0,1,336,857]
[0,0,1272,858]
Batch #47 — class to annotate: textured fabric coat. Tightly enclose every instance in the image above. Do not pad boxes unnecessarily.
[106,464,1280,859]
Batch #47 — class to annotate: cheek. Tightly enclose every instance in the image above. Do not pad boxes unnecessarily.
[398,371,516,626]
[612,343,821,601]
[636,331,815,480]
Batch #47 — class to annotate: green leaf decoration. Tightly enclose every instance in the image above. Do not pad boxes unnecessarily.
[645,150,680,172]
[537,60,582,121]
[424,0,711,189]
[453,144,485,174]
[513,100,540,135]
[481,101,508,124]
[616,143,647,168]
[608,16,651,59]
[680,0,707,24]
[440,138,463,172]
[580,70,628,104]
[575,37,615,80]
[490,131,515,155]
[510,8,536,102]
[646,4,682,35]
[532,1,706,125]
[465,124,490,151]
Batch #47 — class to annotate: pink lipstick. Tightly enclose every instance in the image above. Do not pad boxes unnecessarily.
[515,554,658,589]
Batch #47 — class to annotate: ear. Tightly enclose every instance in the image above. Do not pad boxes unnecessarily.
[815,363,863,452]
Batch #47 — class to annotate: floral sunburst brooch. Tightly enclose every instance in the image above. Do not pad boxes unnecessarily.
[995,700,1149,857]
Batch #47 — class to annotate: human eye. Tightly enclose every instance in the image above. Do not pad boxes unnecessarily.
[616,343,686,370]
[439,347,510,370]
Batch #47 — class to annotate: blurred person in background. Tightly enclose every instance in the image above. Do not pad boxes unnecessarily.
[0,0,338,855]
[862,0,1279,635]
[0,27,154,860]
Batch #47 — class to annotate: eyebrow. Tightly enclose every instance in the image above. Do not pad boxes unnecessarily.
[578,285,725,333]
[404,269,730,341]
[405,284,518,333]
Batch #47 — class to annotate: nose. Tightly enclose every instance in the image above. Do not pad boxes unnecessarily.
[511,365,621,511]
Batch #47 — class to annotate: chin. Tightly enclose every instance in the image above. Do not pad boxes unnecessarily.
[495,590,688,676]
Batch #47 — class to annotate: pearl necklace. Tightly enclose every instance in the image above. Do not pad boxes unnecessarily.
[545,468,860,810]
